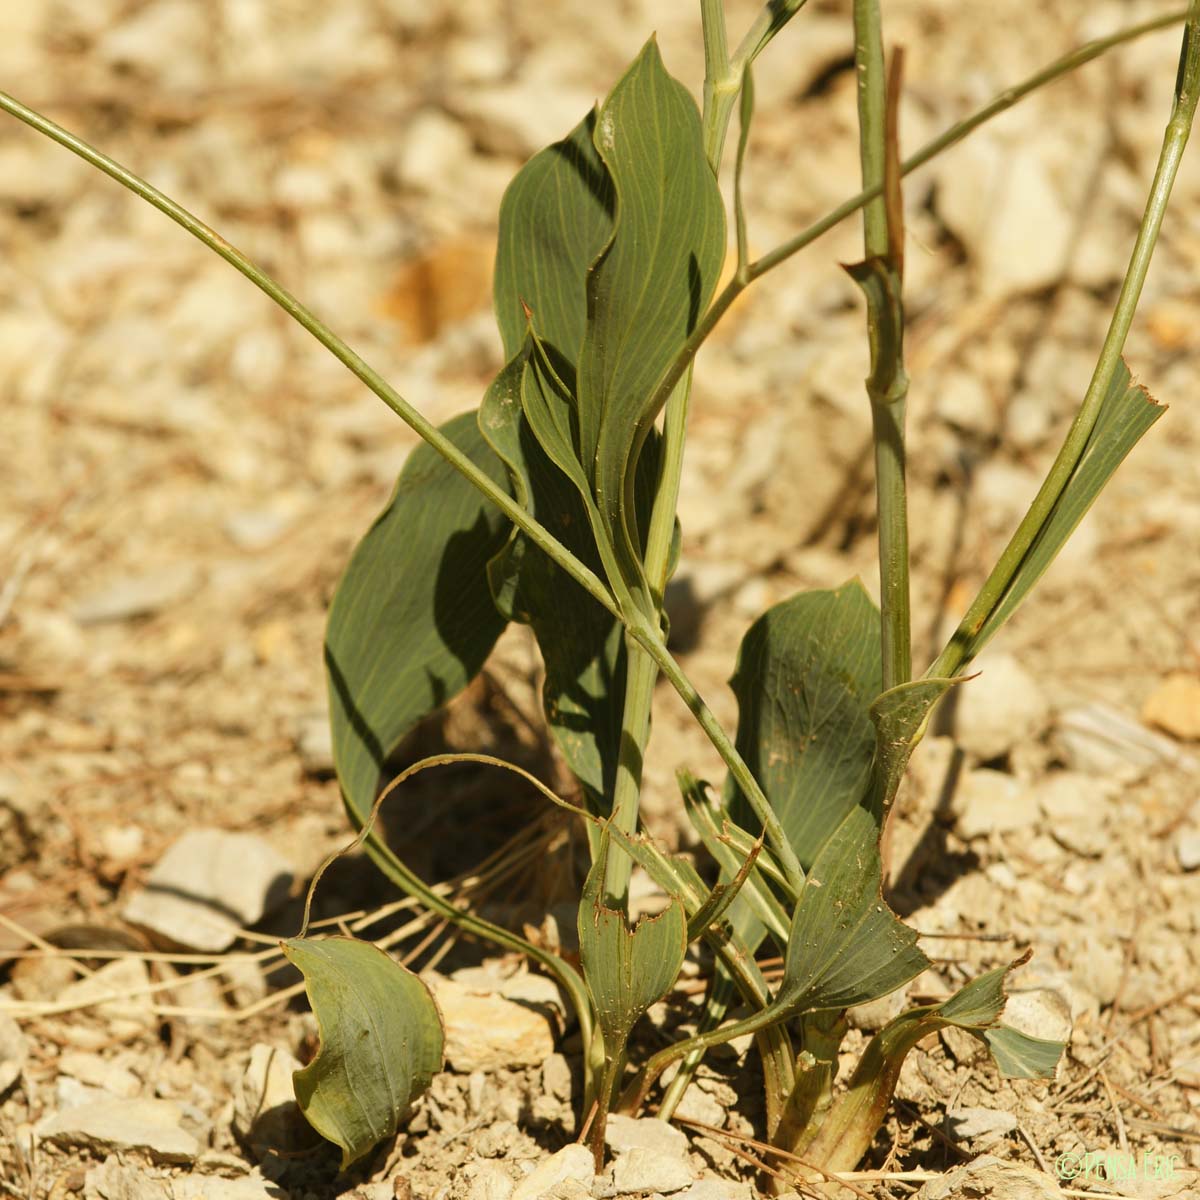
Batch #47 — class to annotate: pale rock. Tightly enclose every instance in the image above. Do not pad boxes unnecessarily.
[85,1156,172,1200]
[947,1106,1018,1146]
[37,1098,200,1164]
[1142,674,1200,741]
[293,712,335,777]
[172,1177,284,1200]
[0,1011,28,1095]
[1174,1054,1200,1088]
[1005,391,1053,451]
[936,136,1074,298]
[608,1147,694,1195]
[223,509,293,552]
[846,988,908,1032]
[122,830,293,953]
[952,769,1038,840]
[424,974,555,1072]
[1034,772,1113,822]
[541,1053,573,1103]
[71,564,201,625]
[452,83,599,159]
[1175,829,1200,872]
[605,1114,689,1158]
[673,1083,726,1130]
[58,959,155,1033]
[952,654,1049,762]
[58,1051,141,1099]
[915,1153,1063,1199]
[57,1075,112,1110]
[511,1145,594,1200]
[1056,704,1198,779]
[98,1,209,85]
[232,1043,309,1154]
[463,1164,514,1200]
[1003,987,1073,1048]
[935,371,995,437]
[682,1182,754,1200]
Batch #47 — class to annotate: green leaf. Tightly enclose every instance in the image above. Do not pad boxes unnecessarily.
[283,937,444,1169]
[775,805,928,1014]
[867,676,956,819]
[790,955,1064,1170]
[578,841,688,1050]
[727,582,883,870]
[494,110,614,365]
[579,38,725,573]
[968,359,1163,660]
[325,411,512,842]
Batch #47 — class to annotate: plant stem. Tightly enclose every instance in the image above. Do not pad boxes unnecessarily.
[602,635,659,906]
[631,5,1193,460]
[0,88,620,629]
[929,0,1200,680]
[852,0,911,692]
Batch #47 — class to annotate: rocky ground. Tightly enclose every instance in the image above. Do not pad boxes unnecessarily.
[1,1,1199,1198]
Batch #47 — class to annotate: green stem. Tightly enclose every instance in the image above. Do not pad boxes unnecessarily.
[929,0,1200,680]
[602,634,659,906]
[0,88,619,628]
[852,0,911,692]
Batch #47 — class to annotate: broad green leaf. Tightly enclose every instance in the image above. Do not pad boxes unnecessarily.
[791,956,1065,1169]
[968,359,1163,661]
[325,411,512,840]
[579,38,725,570]
[494,110,614,364]
[867,677,956,819]
[283,937,444,1169]
[578,839,687,1054]
[480,369,664,811]
[727,582,883,870]
[775,805,928,1014]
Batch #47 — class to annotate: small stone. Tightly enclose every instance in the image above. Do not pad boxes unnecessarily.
[172,1177,285,1200]
[1003,987,1073,1047]
[541,1053,573,1103]
[609,1147,694,1195]
[58,959,155,1034]
[511,1145,594,1200]
[84,1156,171,1200]
[37,1099,199,1164]
[681,1183,754,1200]
[423,975,555,1073]
[946,1106,1019,1146]
[398,109,475,193]
[1174,1054,1200,1088]
[1175,829,1200,872]
[952,769,1039,839]
[71,564,201,625]
[1056,704,1198,779]
[232,1044,311,1155]
[604,1114,689,1158]
[673,1083,726,1130]
[952,654,1049,761]
[0,1011,29,1095]
[915,1153,1063,1199]
[58,1052,141,1099]
[462,1164,514,1200]
[123,830,294,952]
[1142,673,1200,741]
[845,988,908,1032]
[293,712,335,777]
[223,509,293,551]
[935,370,995,437]
[1034,771,1114,821]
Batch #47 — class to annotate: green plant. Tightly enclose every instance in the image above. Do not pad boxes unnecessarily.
[3,1,1197,1188]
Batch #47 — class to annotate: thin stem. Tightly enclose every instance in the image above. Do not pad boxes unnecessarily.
[632,6,1192,470]
[602,635,659,906]
[700,0,734,169]
[0,88,620,629]
[853,1,912,692]
[929,0,1200,680]
[639,625,807,896]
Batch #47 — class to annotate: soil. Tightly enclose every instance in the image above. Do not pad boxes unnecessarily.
[1,2,1199,1199]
